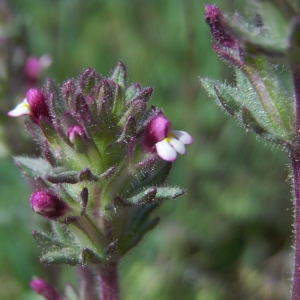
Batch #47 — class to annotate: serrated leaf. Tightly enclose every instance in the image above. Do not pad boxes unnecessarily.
[13,157,51,179]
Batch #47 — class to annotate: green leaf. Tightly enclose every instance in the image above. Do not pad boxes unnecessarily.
[32,230,63,251]
[124,216,159,253]
[13,156,51,179]
[223,12,287,56]
[111,84,125,116]
[40,247,81,266]
[125,83,141,102]
[124,161,172,196]
[242,107,284,144]
[81,247,102,264]
[110,61,127,90]
[127,187,157,204]
[200,78,242,116]
[52,223,78,245]
[114,204,159,255]
[155,186,185,201]
[46,168,79,184]
[127,186,184,205]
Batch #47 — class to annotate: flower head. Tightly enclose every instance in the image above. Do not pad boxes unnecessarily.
[8,88,51,123]
[144,114,193,161]
[30,190,70,220]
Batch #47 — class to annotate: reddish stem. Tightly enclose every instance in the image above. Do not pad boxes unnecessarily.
[292,158,300,300]
[98,262,119,300]
[291,66,300,300]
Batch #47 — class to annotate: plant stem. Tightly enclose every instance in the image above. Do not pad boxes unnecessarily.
[98,262,119,300]
[78,266,98,300]
[291,66,300,300]
[292,157,300,300]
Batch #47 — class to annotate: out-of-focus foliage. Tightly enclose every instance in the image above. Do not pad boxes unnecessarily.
[0,0,292,299]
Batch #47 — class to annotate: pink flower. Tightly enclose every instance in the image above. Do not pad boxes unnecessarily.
[30,190,70,220]
[144,114,193,162]
[8,88,51,124]
[24,55,52,83]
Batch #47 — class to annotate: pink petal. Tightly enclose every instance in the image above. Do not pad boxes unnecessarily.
[169,137,186,154]
[155,140,177,161]
[171,130,193,144]
[144,114,172,151]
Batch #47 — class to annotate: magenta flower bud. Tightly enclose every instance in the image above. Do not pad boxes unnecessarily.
[24,55,52,83]
[143,114,172,152]
[24,57,42,82]
[30,277,63,300]
[204,5,236,48]
[67,125,86,143]
[30,190,69,220]
[26,88,51,123]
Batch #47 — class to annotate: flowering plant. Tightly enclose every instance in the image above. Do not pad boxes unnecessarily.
[9,62,192,299]
[201,2,300,299]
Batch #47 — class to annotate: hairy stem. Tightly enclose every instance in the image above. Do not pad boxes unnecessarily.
[292,157,300,300]
[78,266,98,300]
[98,262,119,300]
[291,66,300,300]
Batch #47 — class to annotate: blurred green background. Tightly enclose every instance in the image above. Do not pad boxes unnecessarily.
[0,0,293,299]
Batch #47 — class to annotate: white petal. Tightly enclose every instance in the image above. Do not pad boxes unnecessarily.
[7,99,30,117]
[169,136,186,154]
[171,130,193,144]
[39,54,52,69]
[155,140,177,161]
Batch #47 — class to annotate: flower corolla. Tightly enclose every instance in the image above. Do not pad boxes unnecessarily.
[144,114,193,162]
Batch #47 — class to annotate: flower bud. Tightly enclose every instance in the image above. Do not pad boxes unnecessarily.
[30,190,69,220]
[30,277,63,300]
[26,88,51,123]
[204,5,236,48]
[67,125,86,144]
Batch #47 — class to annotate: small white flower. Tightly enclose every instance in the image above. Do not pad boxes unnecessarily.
[155,130,193,162]
[7,99,30,117]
